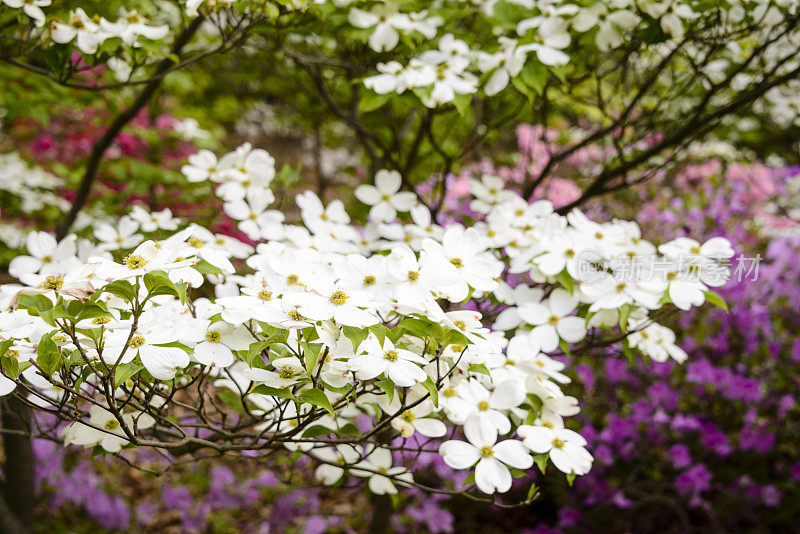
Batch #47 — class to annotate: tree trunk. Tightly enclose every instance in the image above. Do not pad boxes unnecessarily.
[1,394,34,532]
[368,493,392,534]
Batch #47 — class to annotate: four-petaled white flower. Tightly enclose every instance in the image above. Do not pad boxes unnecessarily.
[355,170,417,222]
[349,334,427,387]
[352,446,414,494]
[518,288,587,352]
[518,424,593,475]
[440,415,533,494]
[62,405,155,453]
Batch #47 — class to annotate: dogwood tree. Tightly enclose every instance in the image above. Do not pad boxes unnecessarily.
[1,1,800,237]
[0,142,733,511]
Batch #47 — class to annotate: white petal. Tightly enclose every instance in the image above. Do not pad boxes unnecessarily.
[375,169,402,194]
[493,440,533,469]
[138,345,190,380]
[475,457,512,494]
[413,418,446,438]
[439,440,480,469]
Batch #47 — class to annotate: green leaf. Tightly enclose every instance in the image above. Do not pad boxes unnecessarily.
[397,317,441,340]
[703,289,729,312]
[36,333,62,377]
[76,304,112,323]
[464,472,476,486]
[367,324,391,344]
[452,93,471,116]
[2,353,20,380]
[376,378,396,404]
[143,270,180,299]
[103,280,137,303]
[245,341,270,367]
[342,326,369,352]
[442,329,470,349]
[566,473,576,486]
[554,268,574,293]
[467,363,490,376]
[302,424,336,438]
[519,61,548,95]
[302,342,322,375]
[359,91,391,113]
[298,388,335,416]
[250,384,294,400]
[618,303,633,332]
[339,422,361,436]
[114,362,143,388]
[18,293,53,313]
[217,390,245,413]
[174,282,189,305]
[421,377,439,408]
[192,259,224,276]
[526,482,539,501]
[526,393,543,411]
[532,453,548,474]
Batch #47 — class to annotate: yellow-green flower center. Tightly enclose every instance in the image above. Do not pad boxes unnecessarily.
[329,290,349,305]
[258,289,273,301]
[478,400,491,411]
[278,366,296,379]
[480,446,494,458]
[205,330,221,343]
[104,419,120,430]
[124,255,149,270]
[384,350,399,362]
[401,411,416,423]
[92,316,111,325]
[40,275,64,291]
[450,258,464,268]
[129,335,145,348]
[551,437,566,449]
[187,237,204,248]
[362,275,376,286]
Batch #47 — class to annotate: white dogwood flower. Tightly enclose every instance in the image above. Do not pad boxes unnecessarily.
[355,170,417,222]
[440,415,532,494]
[518,424,593,475]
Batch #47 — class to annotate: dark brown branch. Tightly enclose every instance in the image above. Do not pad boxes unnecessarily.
[54,16,205,240]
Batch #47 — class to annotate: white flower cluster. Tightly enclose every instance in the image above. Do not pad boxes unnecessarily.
[0,1,168,54]
[360,0,698,107]
[48,8,169,54]
[0,152,69,248]
[0,143,732,496]
[360,0,800,108]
